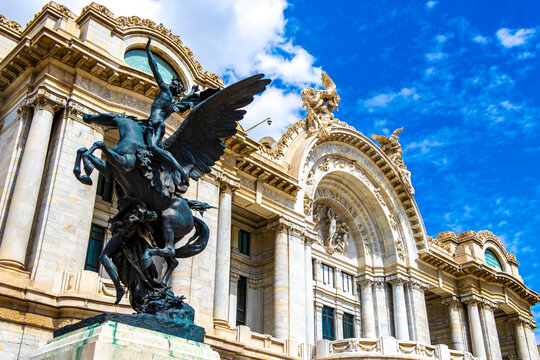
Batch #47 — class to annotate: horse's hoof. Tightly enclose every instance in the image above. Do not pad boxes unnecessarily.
[76,175,93,185]
[114,287,126,304]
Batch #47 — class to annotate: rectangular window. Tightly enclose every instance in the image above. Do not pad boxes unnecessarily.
[321,263,334,287]
[342,313,355,339]
[236,276,247,326]
[238,230,250,255]
[341,272,353,293]
[84,224,105,272]
[322,306,335,340]
[96,173,113,202]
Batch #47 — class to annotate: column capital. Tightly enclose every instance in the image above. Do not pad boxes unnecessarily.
[509,315,532,327]
[230,272,241,281]
[407,278,428,291]
[217,171,240,194]
[461,295,481,307]
[387,274,408,286]
[441,296,461,310]
[17,104,33,119]
[373,277,386,287]
[29,92,65,113]
[358,277,373,287]
[267,217,292,233]
[478,298,497,311]
[248,278,262,289]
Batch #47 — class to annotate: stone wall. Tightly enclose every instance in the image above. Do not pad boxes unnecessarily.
[27,117,102,287]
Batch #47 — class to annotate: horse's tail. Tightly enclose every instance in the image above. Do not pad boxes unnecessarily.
[174,217,209,258]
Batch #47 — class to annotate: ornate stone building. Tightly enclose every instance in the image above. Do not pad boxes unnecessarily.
[0,3,538,360]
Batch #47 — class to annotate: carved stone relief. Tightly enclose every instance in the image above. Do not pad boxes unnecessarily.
[371,128,415,195]
[313,203,350,255]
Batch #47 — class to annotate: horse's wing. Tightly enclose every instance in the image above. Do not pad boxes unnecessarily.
[161,74,271,180]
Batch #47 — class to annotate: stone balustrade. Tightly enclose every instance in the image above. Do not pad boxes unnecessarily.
[316,337,478,360]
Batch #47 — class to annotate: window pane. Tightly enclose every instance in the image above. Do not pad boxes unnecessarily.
[321,263,334,287]
[238,230,250,255]
[485,249,503,271]
[85,224,105,272]
[236,276,247,326]
[343,313,354,339]
[342,272,353,293]
[322,306,335,340]
[96,173,113,202]
[124,49,180,84]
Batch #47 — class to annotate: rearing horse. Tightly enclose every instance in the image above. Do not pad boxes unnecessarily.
[74,112,206,304]
[73,74,271,306]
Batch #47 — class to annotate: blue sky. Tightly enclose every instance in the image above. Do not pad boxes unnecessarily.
[4,0,540,341]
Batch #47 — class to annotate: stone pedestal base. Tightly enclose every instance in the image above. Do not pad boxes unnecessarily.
[31,321,220,360]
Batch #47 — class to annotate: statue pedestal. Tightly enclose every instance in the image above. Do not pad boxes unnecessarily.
[31,321,220,360]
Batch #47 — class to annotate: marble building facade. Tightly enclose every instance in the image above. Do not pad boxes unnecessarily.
[0,2,538,360]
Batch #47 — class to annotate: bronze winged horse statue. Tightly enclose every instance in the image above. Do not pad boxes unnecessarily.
[73,39,270,312]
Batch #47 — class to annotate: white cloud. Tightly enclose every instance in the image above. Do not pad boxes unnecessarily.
[473,35,488,44]
[426,1,437,9]
[436,35,447,43]
[496,28,536,48]
[241,86,302,141]
[425,52,445,61]
[3,0,322,141]
[363,87,418,110]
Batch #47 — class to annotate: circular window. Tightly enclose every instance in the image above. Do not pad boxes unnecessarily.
[485,249,503,271]
[124,49,181,84]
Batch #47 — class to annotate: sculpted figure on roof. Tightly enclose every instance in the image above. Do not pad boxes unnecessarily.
[371,128,415,195]
[301,71,341,138]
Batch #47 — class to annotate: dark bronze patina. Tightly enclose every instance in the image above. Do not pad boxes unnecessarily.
[71,37,269,340]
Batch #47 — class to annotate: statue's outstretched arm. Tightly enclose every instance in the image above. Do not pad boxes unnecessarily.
[146,37,168,92]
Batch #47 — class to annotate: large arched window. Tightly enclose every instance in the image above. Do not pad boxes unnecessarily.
[124,49,180,84]
[485,249,503,271]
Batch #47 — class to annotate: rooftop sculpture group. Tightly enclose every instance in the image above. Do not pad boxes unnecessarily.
[71,37,269,339]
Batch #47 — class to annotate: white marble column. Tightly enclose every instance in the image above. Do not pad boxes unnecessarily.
[513,318,531,360]
[390,278,409,340]
[0,98,58,271]
[524,322,540,360]
[270,219,290,340]
[213,182,234,327]
[480,302,502,360]
[465,300,487,359]
[408,280,430,344]
[360,278,376,338]
[304,238,315,344]
[373,278,389,337]
[442,298,465,351]
[228,273,240,328]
